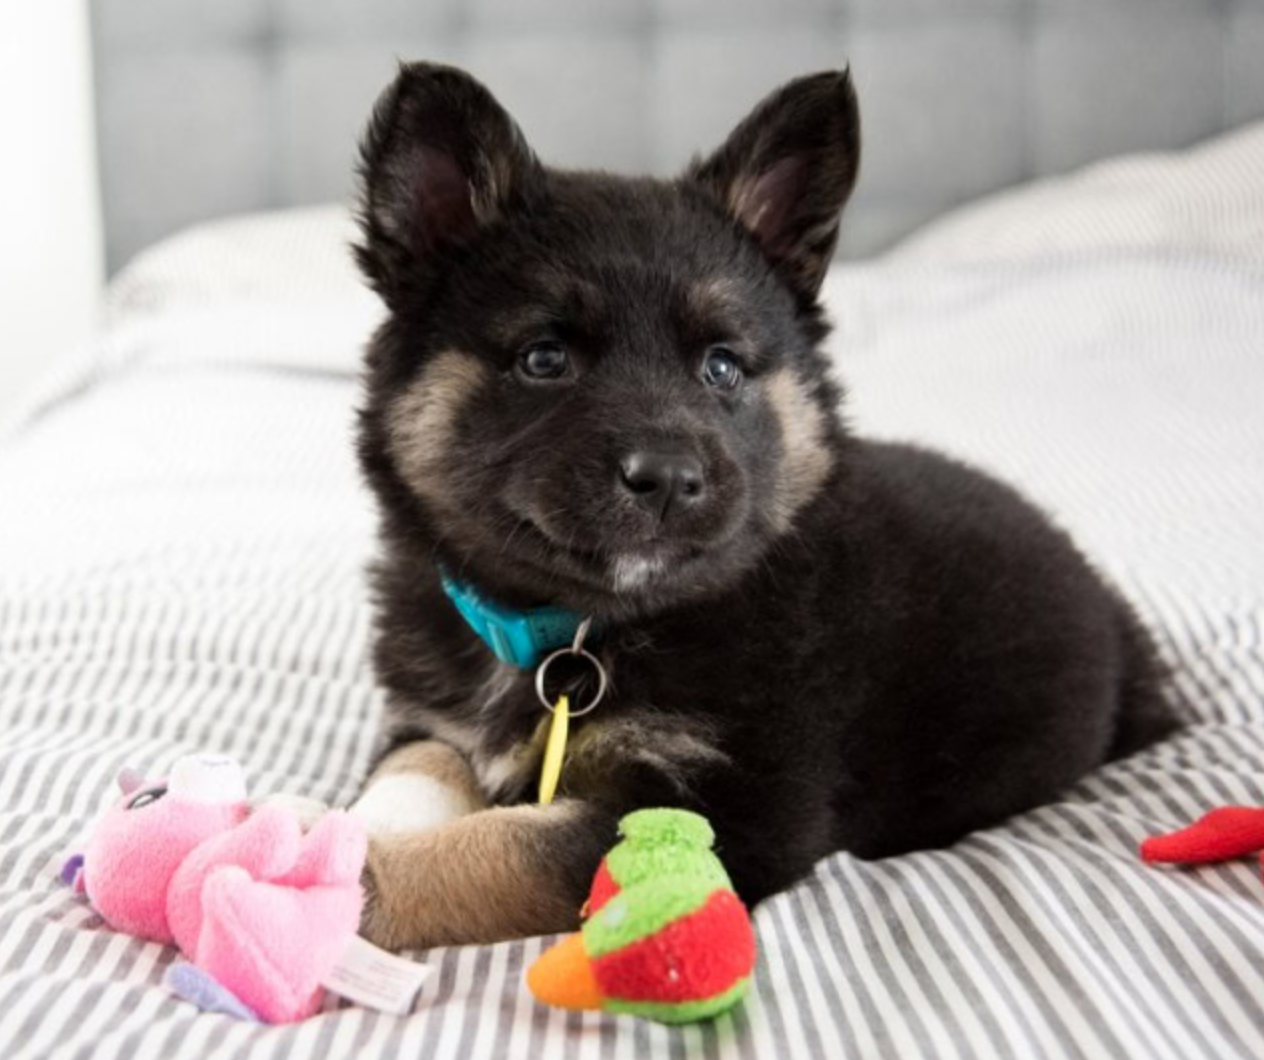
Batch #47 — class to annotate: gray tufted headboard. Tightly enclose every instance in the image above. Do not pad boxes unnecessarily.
[91,0,1264,272]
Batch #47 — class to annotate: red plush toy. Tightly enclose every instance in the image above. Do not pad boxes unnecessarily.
[1141,806,1264,872]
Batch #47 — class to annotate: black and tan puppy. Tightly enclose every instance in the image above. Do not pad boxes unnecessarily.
[349,63,1176,950]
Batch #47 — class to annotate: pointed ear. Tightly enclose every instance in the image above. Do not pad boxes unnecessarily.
[688,70,860,300]
[355,62,539,302]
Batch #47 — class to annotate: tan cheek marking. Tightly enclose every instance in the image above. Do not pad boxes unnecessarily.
[362,801,586,950]
[765,368,835,532]
[387,350,489,502]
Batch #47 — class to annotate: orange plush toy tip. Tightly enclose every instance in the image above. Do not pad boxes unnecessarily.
[526,931,605,1010]
[527,809,756,1024]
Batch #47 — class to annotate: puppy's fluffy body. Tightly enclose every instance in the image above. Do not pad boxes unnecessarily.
[350,63,1176,949]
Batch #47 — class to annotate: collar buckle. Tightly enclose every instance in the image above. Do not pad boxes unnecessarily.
[439,572,591,669]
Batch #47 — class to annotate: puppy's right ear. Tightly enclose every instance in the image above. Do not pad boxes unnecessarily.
[688,71,859,302]
[355,63,538,302]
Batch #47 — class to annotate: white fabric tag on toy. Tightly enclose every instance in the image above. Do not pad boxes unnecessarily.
[322,935,433,1015]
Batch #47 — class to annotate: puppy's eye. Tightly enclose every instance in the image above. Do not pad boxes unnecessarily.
[518,342,569,380]
[701,346,742,390]
[127,787,168,810]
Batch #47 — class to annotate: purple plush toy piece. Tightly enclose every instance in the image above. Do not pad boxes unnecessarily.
[65,754,366,1023]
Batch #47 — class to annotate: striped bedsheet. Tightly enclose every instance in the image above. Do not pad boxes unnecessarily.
[2,122,1263,1059]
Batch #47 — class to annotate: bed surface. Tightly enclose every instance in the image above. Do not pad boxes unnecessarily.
[2,123,1264,1058]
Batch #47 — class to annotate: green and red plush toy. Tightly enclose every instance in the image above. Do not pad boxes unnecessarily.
[528,808,757,1024]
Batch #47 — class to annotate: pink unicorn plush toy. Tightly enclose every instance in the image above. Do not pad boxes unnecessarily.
[62,754,366,1023]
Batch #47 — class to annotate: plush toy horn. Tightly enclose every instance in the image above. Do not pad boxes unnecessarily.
[117,767,144,795]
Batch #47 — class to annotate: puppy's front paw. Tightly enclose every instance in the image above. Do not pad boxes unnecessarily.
[253,792,331,832]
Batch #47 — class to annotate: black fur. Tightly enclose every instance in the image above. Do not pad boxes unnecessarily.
[353,63,1178,908]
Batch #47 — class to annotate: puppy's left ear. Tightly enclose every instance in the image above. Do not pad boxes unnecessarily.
[355,62,540,304]
[688,70,860,300]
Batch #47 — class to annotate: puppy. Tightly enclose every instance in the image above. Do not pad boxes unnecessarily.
[349,63,1177,950]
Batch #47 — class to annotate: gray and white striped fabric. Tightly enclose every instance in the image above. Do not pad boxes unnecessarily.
[3,121,1264,1059]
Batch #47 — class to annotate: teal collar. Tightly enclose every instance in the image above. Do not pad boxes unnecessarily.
[439,571,590,669]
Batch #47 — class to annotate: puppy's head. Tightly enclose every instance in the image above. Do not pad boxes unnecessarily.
[356,63,859,617]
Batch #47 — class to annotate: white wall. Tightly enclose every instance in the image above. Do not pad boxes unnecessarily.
[0,2,103,416]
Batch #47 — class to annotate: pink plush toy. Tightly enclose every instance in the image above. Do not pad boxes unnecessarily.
[61,754,367,1023]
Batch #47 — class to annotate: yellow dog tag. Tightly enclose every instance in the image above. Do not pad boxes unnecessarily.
[538,694,570,804]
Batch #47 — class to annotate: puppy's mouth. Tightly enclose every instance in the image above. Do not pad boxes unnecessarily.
[514,514,698,594]
[516,516,605,567]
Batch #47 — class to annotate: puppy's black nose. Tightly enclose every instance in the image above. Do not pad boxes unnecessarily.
[619,450,705,521]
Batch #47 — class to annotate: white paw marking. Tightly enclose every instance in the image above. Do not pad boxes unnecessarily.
[350,773,479,836]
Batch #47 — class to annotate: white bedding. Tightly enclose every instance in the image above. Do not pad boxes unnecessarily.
[2,121,1264,1059]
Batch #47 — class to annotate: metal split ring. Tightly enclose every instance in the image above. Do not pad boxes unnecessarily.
[535,616,607,717]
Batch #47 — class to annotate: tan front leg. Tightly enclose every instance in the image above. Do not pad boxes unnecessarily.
[361,799,615,950]
[351,740,615,951]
